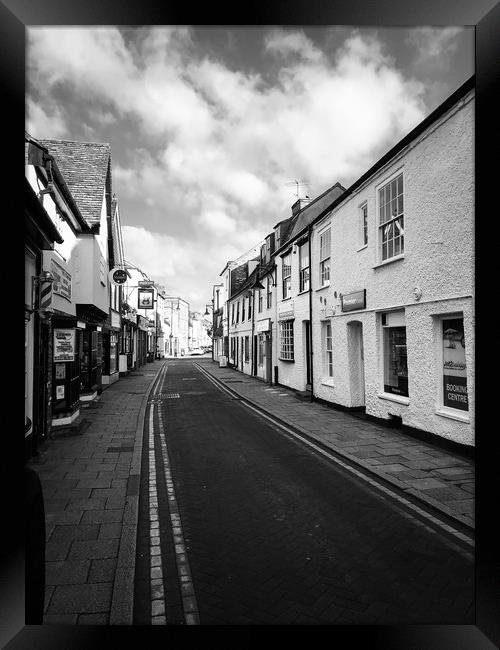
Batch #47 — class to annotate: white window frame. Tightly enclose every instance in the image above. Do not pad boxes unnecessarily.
[323,320,333,378]
[282,253,292,299]
[299,241,310,293]
[266,277,272,309]
[359,201,368,249]
[279,320,294,361]
[377,170,404,263]
[318,227,331,287]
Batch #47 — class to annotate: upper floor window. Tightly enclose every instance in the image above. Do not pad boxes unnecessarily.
[231,303,235,324]
[242,297,245,321]
[378,173,404,261]
[319,228,331,287]
[266,277,272,309]
[236,301,240,323]
[258,289,263,313]
[248,295,252,320]
[282,253,291,299]
[360,203,368,247]
[299,242,310,292]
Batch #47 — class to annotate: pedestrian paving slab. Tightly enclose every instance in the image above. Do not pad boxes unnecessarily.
[196,359,474,533]
[30,361,164,625]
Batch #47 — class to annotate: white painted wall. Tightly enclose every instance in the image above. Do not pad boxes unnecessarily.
[311,90,474,445]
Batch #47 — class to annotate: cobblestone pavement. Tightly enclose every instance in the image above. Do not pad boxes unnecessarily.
[195,359,475,534]
[134,359,473,625]
[30,362,164,625]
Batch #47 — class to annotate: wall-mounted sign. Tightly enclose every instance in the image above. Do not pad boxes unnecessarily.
[53,328,76,362]
[278,300,294,321]
[257,318,270,332]
[138,280,154,288]
[50,258,72,301]
[341,290,366,312]
[138,289,155,309]
[108,267,128,285]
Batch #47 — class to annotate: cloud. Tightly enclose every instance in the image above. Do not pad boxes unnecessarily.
[28,26,432,309]
[26,99,68,139]
[406,27,463,66]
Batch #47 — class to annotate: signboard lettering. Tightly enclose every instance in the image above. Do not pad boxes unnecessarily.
[54,328,76,362]
[50,258,72,301]
[341,290,366,312]
[442,318,468,411]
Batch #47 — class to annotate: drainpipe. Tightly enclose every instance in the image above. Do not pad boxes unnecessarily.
[308,224,314,402]
[251,289,255,377]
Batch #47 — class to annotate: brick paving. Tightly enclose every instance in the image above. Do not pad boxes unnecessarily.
[29,362,163,625]
[195,359,474,533]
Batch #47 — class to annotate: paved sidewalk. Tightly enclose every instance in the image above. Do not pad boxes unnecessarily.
[196,359,474,534]
[29,361,164,625]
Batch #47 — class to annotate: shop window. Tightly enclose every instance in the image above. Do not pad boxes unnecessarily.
[442,317,468,411]
[279,320,294,361]
[258,333,265,366]
[378,172,404,261]
[383,324,408,397]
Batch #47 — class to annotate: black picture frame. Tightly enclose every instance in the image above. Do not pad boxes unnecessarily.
[8,1,500,648]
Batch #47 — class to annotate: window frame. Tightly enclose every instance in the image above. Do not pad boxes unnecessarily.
[282,252,292,299]
[299,241,310,293]
[377,170,404,263]
[359,201,368,248]
[279,320,294,361]
[323,320,333,378]
[318,227,331,288]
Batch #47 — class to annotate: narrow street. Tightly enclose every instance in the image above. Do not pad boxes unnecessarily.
[133,359,474,625]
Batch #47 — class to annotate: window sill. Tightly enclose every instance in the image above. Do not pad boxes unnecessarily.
[372,254,405,270]
[297,289,310,296]
[435,408,470,423]
[321,379,335,387]
[281,297,292,302]
[356,244,368,252]
[315,283,330,292]
[278,358,295,363]
[377,392,409,405]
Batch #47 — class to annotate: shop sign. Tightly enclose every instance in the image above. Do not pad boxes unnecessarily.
[341,290,366,312]
[111,310,121,328]
[54,328,76,362]
[138,289,154,310]
[77,320,86,329]
[257,318,270,332]
[108,267,128,285]
[278,300,294,321]
[50,258,72,301]
[138,280,154,288]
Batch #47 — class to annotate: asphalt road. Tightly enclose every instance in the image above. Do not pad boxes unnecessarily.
[134,359,474,625]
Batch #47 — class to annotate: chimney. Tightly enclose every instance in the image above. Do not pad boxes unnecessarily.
[291,197,312,217]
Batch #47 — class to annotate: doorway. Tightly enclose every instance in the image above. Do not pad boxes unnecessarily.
[304,320,312,389]
[347,320,365,408]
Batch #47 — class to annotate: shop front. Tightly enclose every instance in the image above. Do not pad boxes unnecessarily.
[76,305,107,401]
[136,315,148,368]
[102,307,121,387]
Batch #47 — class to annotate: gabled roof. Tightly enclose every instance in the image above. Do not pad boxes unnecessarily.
[38,139,112,226]
[280,182,346,249]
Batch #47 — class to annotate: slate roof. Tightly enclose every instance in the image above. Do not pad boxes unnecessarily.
[280,182,346,250]
[37,139,112,226]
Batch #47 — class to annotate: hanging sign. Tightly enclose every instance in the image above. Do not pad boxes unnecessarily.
[108,267,128,285]
[138,289,155,309]
[53,328,76,362]
[51,259,72,300]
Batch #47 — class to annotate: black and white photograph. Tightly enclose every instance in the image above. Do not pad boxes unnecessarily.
[12,1,499,647]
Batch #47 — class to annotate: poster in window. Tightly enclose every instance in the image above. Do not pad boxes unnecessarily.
[54,328,76,362]
[443,318,468,411]
[138,289,154,310]
[55,363,66,380]
[56,385,65,400]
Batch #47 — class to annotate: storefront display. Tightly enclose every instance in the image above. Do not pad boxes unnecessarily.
[442,317,468,411]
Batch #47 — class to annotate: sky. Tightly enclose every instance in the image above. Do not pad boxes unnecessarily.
[26,26,474,312]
